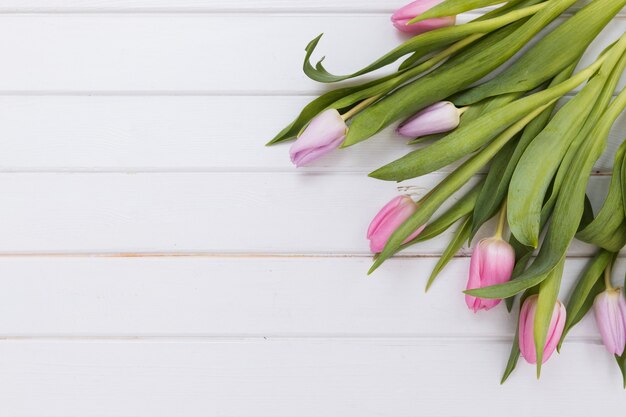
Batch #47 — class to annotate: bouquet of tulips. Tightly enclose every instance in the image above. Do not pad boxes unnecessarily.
[267,0,626,384]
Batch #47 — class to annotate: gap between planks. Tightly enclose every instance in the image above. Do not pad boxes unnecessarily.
[0,334,604,344]
[0,252,615,259]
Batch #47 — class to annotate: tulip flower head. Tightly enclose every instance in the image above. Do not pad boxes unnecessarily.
[518,296,567,364]
[465,237,515,312]
[289,109,348,167]
[396,101,462,138]
[367,195,425,253]
[593,288,626,356]
[391,0,456,35]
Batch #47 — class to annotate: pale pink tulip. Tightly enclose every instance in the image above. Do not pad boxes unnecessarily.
[396,101,462,138]
[367,196,425,253]
[290,109,347,167]
[465,237,515,312]
[593,288,626,356]
[391,0,456,35]
[518,295,567,364]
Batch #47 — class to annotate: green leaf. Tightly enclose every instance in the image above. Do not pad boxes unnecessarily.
[507,71,606,247]
[369,60,602,182]
[370,105,551,274]
[346,0,622,146]
[408,0,516,24]
[406,183,481,245]
[470,137,519,239]
[426,216,472,291]
[617,353,626,389]
[535,46,626,228]
[558,251,615,351]
[533,260,564,377]
[266,71,399,145]
[622,143,626,221]
[501,288,538,384]
[466,51,626,300]
[501,328,521,384]
[303,3,546,83]
[454,0,626,106]
[470,69,573,240]
[578,141,626,251]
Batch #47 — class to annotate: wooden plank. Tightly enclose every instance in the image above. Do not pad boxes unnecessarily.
[0,172,610,255]
[0,0,613,13]
[0,339,623,417]
[0,15,619,93]
[0,256,618,337]
[0,95,622,172]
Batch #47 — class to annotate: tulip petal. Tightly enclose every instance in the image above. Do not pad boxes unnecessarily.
[391,0,456,35]
[397,101,461,138]
[543,302,566,363]
[289,109,347,167]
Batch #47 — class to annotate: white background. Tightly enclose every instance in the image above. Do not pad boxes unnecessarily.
[0,1,624,416]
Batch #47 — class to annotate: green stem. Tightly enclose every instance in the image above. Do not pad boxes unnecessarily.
[336,33,487,117]
[495,199,508,239]
[605,259,615,290]
[341,95,382,120]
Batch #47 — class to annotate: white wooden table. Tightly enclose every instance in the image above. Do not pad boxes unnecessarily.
[0,1,624,416]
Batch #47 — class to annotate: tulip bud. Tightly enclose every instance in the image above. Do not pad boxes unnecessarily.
[593,288,626,356]
[465,237,515,312]
[518,295,567,364]
[289,109,348,167]
[367,195,425,253]
[396,101,462,138]
[391,0,456,35]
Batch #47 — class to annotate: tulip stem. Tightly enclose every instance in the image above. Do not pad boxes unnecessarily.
[495,199,508,239]
[342,94,383,121]
[604,259,614,290]
[458,106,470,117]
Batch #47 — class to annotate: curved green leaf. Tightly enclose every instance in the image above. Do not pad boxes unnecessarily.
[466,69,626,300]
[426,216,472,291]
[266,71,400,145]
[622,143,626,221]
[534,260,564,377]
[370,105,550,274]
[507,72,606,247]
[346,0,622,146]
[501,287,538,384]
[537,48,626,227]
[369,61,601,182]
[408,183,481,245]
[408,0,517,24]
[470,69,573,240]
[303,3,546,83]
[454,0,626,105]
[617,353,626,389]
[578,142,626,250]
[558,251,615,351]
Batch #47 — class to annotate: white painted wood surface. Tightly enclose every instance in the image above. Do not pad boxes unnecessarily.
[0,1,623,416]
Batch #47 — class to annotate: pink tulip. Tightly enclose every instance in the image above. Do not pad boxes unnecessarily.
[465,237,515,312]
[367,195,425,253]
[290,109,347,167]
[396,101,462,138]
[518,295,567,364]
[593,288,626,356]
[391,0,456,35]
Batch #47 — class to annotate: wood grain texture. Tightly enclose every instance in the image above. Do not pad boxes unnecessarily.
[0,339,624,417]
[0,0,615,12]
[0,96,622,172]
[0,256,622,337]
[0,172,612,255]
[0,3,622,416]
[0,15,620,94]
